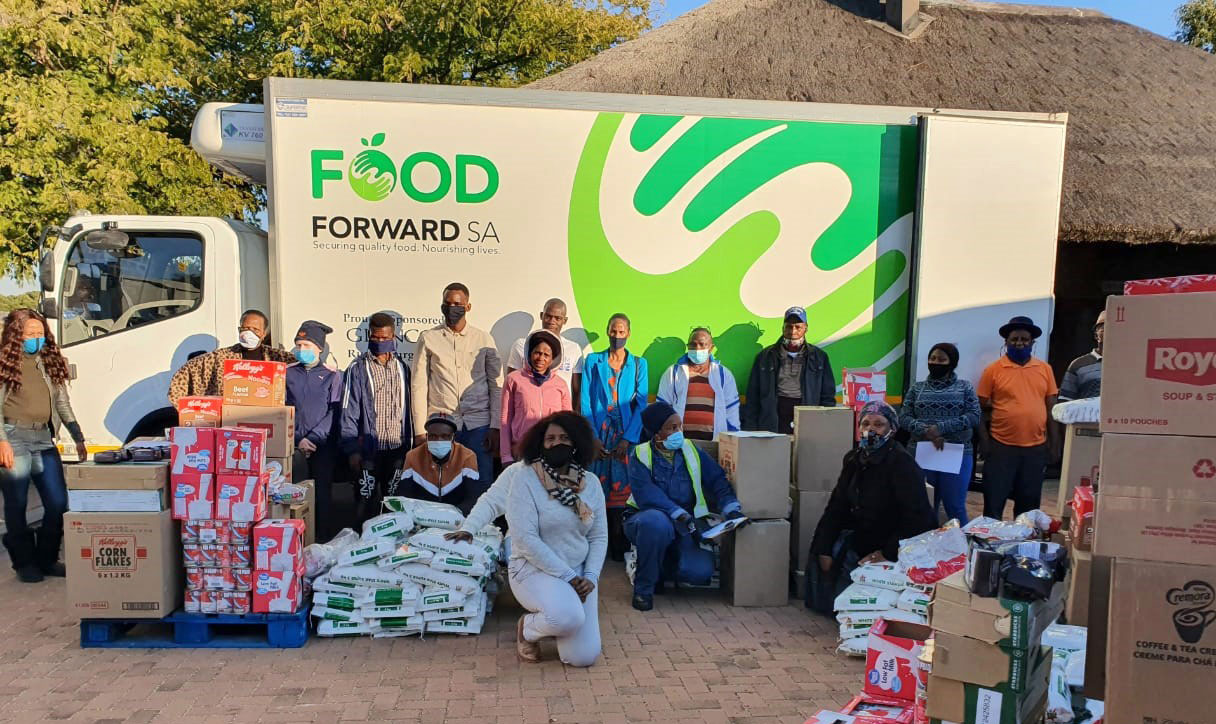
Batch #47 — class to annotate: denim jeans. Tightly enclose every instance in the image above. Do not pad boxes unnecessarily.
[457,425,494,494]
[925,452,975,526]
[0,443,68,543]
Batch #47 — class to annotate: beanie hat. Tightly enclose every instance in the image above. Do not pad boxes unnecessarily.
[641,401,678,439]
[858,400,899,432]
[295,320,333,351]
[929,342,960,372]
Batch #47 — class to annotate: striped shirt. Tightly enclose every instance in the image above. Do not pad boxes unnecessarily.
[1059,351,1102,401]
[683,374,716,441]
[368,356,405,450]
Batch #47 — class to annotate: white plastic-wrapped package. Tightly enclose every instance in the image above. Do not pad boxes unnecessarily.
[833,583,900,612]
[310,606,364,622]
[417,588,469,612]
[430,554,489,578]
[397,563,481,595]
[1013,509,1054,535]
[362,512,415,541]
[300,527,361,579]
[313,591,361,611]
[1047,653,1074,723]
[1042,624,1088,656]
[383,498,465,530]
[839,621,873,640]
[1051,397,1100,425]
[836,607,926,628]
[962,517,1036,542]
[896,587,931,617]
[310,574,371,597]
[1064,651,1086,689]
[360,603,418,619]
[421,593,484,622]
[428,608,485,635]
[897,526,969,584]
[328,565,408,589]
[836,635,868,657]
[336,539,398,567]
[317,619,374,637]
[359,584,421,608]
[406,529,488,565]
[850,563,910,591]
[377,544,433,569]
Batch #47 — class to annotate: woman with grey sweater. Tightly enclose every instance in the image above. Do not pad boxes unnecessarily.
[505,410,607,667]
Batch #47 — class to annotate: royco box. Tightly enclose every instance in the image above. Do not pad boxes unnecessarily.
[791,488,832,574]
[793,406,854,491]
[1092,433,1216,566]
[1100,292,1216,437]
[1055,423,1100,520]
[65,462,168,490]
[1105,558,1216,724]
[717,432,792,519]
[221,405,295,459]
[1065,547,1093,627]
[929,572,1064,651]
[65,510,180,618]
[926,647,1051,724]
[723,519,789,606]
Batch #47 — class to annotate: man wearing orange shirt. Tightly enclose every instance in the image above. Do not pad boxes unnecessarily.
[977,316,1060,519]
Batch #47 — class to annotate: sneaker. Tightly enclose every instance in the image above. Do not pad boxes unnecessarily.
[39,562,66,577]
[631,594,653,612]
[16,565,43,583]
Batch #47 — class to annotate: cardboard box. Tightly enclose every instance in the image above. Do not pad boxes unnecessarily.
[791,489,832,572]
[1055,423,1100,519]
[1064,547,1092,627]
[252,570,301,613]
[1124,274,1216,296]
[865,619,932,702]
[690,439,718,460]
[65,462,168,490]
[926,664,1049,724]
[928,572,1064,651]
[176,396,223,427]
[931,632,1046,693]
[1105,558,1216,724]
[169,427,216,476]
[214,472,269,522]
[1100,432,1216,501]
[844,368,887,411]
[793,406,854,491]
[221,405,295,459]
[1082,555,1112,700]
[717,432,792,519]
[724,519,789,607]
[1100,292,1216,437]
[1069,484,1094,551]
[170,474,214,520]
[253,519,305,573]
[65,510,181,618]
[68,488,167,512]
[216,427,267,475]
[221,359,287,407]
[1093,494,1216,566]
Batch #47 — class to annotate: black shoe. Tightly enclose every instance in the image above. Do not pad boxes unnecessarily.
[631,594,653,611]
[16,565,43,583]
[654,581,668,595]
[39,562,66,577]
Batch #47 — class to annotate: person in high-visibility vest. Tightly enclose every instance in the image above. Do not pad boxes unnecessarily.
[623,402,744,612]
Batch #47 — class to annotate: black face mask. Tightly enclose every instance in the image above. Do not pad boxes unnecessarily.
[441,304,467,326]
[541,444,575,468]
[927,363,952,380]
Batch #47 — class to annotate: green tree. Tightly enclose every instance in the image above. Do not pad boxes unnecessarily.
[0,292,41,313]
[0,0,651,278]
[1178,0,1216,53]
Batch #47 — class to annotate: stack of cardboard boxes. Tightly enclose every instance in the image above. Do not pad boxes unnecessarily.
[1059,421,1100,627]
[790,406,855,599]
[1090,288,1216,724]
[924,572,1064,724]
[718,431,792,606]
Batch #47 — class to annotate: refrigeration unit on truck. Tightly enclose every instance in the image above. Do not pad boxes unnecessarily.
[37,78,1067,450]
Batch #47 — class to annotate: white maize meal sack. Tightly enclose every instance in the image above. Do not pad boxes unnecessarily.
[317,619,373,637]
[337,539,398,566]
[896,588,930,617]
[430,554,488,578]
[328,565,408,589]
[850,563,909,591]
[834,583,900,612]
[398,563,481,595]
[362,512,415,541]
[377,544,433,569]
[417,589,469,611]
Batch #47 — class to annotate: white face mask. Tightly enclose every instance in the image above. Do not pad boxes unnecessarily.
[238,330,262,350]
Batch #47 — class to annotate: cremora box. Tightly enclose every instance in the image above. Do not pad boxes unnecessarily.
[865,619,932,702]
[221,405,295,459]
[1100,292,1216,437]
[175,396,223,427]
[221,359,287,407]
[1093,432,1216,566]
[925,647,1051,724]
[791,488,832,573]
[65,510,181,618]
[170,474,214,520]
[1064,547,1093,627]
[931,631,1045,693]
[717,432,792,519]
[793,406,854,491]
[928,572,1064,651]
[68,488,167,512]
[252,570,301,613]
[253,519,305,572]
[214,472,269,522]
[723,519,789,607]
[169,427,216,476]
[1105,558,1216,724]
[1055,423,1100,520]
[65,462,168,490]
[216,427,267,475]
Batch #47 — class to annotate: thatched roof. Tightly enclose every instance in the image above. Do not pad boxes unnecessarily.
[531,0,1216,244]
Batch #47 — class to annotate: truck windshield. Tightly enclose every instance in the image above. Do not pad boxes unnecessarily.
[59,232,203,347]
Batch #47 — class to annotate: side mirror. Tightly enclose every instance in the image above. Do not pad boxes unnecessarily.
[38,251,54,293]
[40,297,59,319]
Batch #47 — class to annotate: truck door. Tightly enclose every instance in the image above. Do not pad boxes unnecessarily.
[56,229,212,447]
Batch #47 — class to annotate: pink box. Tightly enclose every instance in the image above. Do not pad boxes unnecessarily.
[183,588,202,613]
[864,619,931,703]
[214,473,268,523]
[253,520,306,573]
[252,570,301,614]
[169,427,217,475]
[231,567,252,592]
[839,694,915,724]
[216,427,267,475]
[1124,274,1216,296]
[171,474,214,520]
[228,544,252,568]
[228,522,252,544]
[227,591,251,615]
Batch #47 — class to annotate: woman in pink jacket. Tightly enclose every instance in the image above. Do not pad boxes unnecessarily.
[501,330,572,463]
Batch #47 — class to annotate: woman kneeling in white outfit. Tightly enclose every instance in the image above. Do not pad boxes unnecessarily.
[506,410,607,667]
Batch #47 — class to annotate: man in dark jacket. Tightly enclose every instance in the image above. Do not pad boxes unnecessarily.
[741,306,837,433]
[341,312,413,525]
[286,320,343,540]
[395,413,481,514]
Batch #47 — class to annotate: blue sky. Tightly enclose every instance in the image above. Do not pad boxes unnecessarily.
[659,0,1179,37]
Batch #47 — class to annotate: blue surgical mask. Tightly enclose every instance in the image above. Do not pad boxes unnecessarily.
[609,336,627,351]
[427,440,453,459]
[687,349,710,365]
[661,431,685,451]
[859,429,892,453]
[1006,345,1033,365]
[294,348,318,366]
[23,337,45,355]
[369,339,396,356]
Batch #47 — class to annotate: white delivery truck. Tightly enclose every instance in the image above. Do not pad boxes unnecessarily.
[37,78,1067,450]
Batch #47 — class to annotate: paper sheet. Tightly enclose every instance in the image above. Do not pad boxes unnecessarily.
[701,516,749,541]
[914,442,965,474]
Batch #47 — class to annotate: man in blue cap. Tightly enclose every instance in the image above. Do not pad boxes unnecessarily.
[742,306,837,433]
[623,401,745,611]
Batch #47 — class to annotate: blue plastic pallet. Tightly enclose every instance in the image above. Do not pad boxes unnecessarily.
[80,608,309,649]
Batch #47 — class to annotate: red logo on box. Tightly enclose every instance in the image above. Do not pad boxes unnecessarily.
[1146,338,1216,386]
[1194,459,1216,479]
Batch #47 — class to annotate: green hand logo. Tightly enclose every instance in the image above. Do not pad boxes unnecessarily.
[568,113,918,396]
[349,132,397,202]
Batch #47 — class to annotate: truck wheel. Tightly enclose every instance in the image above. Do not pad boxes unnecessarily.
[125,408,179,443]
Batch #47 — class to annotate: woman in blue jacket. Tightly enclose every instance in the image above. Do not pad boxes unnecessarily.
[285,321,343,541]
[580,313,648,559]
